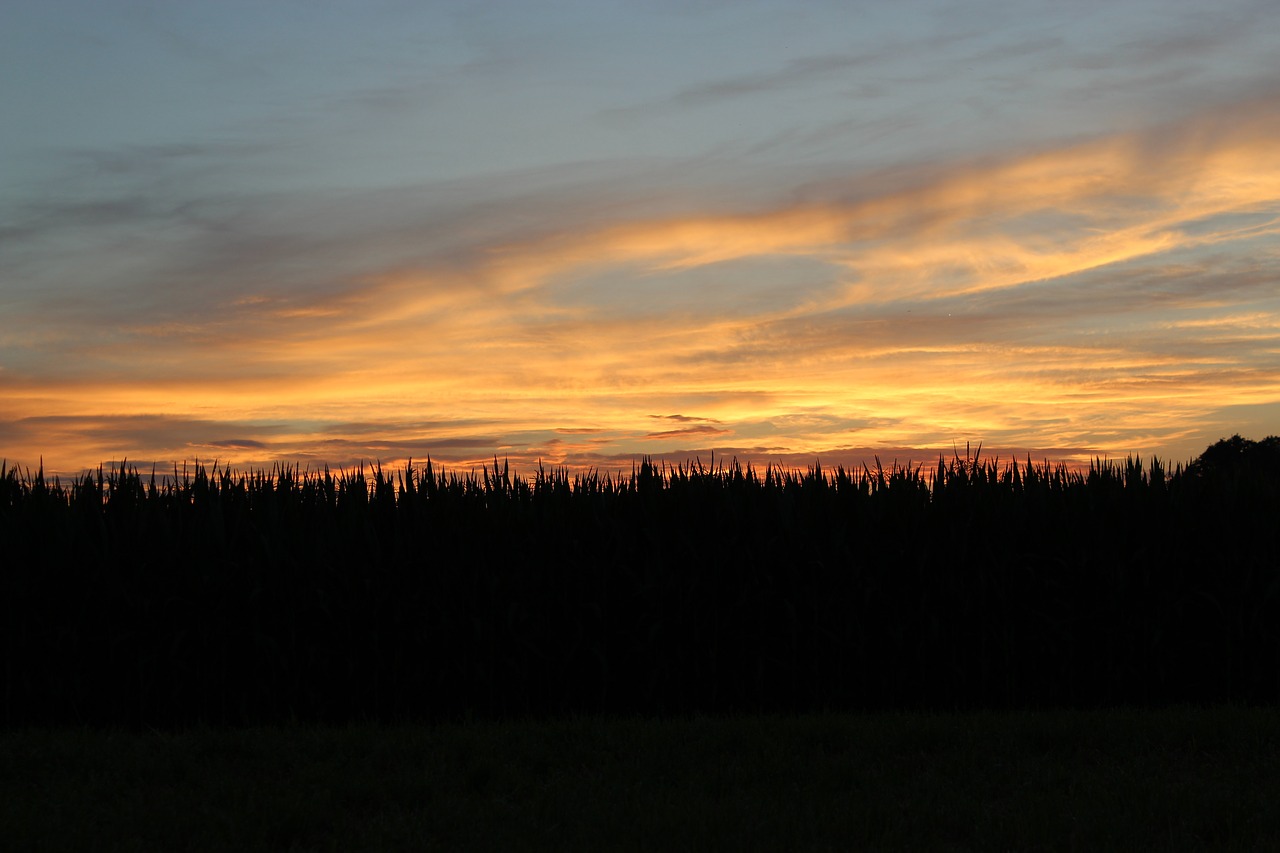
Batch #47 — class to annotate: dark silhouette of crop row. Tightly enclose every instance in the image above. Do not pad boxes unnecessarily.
[2,437,1278,729]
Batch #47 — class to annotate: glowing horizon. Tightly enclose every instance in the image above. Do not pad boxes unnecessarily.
[3,2,1278,481]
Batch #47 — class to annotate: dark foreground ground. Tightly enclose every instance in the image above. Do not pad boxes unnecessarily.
[5,447,1279,849]
[5,704,1278,852]
[5,450,1280,729]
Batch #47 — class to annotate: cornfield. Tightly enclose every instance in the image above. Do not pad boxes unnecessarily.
[2,440,1278,729]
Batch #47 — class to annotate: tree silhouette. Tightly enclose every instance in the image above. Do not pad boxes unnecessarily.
[1186,434,1280,480]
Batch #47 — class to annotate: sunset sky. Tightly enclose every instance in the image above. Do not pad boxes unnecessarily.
[3,0,1279,480]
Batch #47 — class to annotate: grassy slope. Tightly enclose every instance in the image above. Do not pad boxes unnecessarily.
[4,704,1278,852]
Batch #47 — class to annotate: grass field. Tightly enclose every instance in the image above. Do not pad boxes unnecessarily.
[3,438,1278,848]
[4,704,1278,851]
[4,441,1279,728]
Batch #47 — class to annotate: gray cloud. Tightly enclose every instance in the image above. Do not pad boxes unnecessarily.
[670,53,881,106]
[641,425,732,440]
[4,3,1277,481]
[648,414,722,423]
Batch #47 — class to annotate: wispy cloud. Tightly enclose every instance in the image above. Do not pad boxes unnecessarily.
[642,424,732,440]
[667,52,881,106]
[3,84,1278,478]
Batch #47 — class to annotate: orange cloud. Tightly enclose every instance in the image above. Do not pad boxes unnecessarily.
[5,97,1278,479]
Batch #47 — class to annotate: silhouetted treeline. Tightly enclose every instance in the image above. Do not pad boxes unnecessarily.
[2,438,1278,729]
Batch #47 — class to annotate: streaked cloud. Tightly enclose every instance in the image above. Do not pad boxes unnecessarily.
[2,1,1277,479]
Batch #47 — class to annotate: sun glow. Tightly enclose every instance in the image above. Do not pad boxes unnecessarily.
[5,98,1279,479]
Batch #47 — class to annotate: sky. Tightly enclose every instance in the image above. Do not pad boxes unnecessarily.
[3,0,1279,481]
